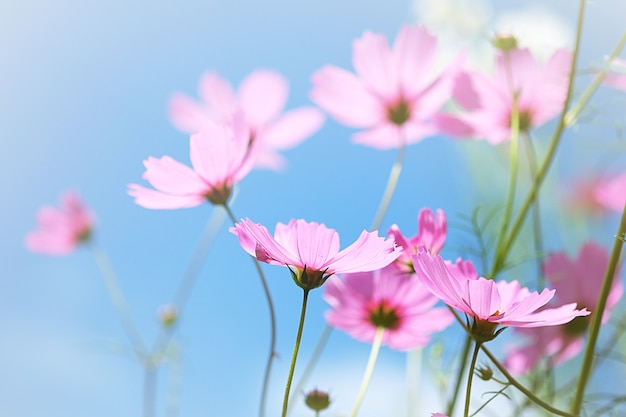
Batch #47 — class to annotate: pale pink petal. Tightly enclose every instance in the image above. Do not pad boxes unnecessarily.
[168,94,209,133]
[393,25,438,97]
[310,66,383,127]
[142,156,207,195]
[127,184,205,209]
[352,31,396,100]
[238,70,288,127]
[593,173,626,212]
[416,208,446,254]
[326,230,401,273]
[351,124,401,149]
[466,279,502,320]
[261,107,325,150]
[198,72,237,119]
[502,303,589,328]
[230,219,302,267]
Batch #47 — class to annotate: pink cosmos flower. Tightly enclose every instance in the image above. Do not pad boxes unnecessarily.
[169,70,324,170]
[25,191,93,255]
[504,242,623,374]
[310,25,461,149]
[603,58,626,92]
[387,208,446,273]
[592,172,626,213]
[324,266,452,350]
[128,114,254,209]
[230,218,402,290]
[414,251,590,343]
[436,47,572,144]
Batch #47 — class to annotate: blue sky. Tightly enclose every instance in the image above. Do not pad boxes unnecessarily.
[2,0,626,416]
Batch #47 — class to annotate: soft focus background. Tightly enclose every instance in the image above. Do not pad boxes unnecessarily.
[2,0,626,416]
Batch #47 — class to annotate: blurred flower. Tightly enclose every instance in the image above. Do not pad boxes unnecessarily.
[169,70,324,171]
[387,208,447,273]
[128,113,254,209]
[157,304,178,327]
[324,266,452,350]
[603,58,626,91]
[505,242,623,374]
[414,251,590,343]
[436,47,572,144]
[25,191,93,255]
[230,219,401,290]
[304,389,331,412]
[593,172,626,212]
[310,25,460,149]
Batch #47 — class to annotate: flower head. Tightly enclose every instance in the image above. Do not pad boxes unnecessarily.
[414,251,589,343]
[592,172,626,213]
[128,113,254,209]
[324,266,452,350]
[436,47,572,144]
[230,218,401,290]
[603,58,626,92]
[304,389,331,412]
[310,25,460,149]
[387,208,447,272]
[505,242,623,374]
[169,70,324,170]
[25,191,93,255]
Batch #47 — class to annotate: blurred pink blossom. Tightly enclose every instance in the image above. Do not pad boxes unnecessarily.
[324,266,452,350]
[128,114,254,209]
[414,251,589,342]
[387,208,447,273]
[593,172,626,213]
[230,218,402,290]
[436,47,572,144]
[169,70,324,170]
[25,191,93,255]
[505,242,623,374]
[603,58,626,91]
[310,25,461,149]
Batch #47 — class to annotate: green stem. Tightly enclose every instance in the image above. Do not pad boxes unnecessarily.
[282,289,310,417]
[89,242,146,358]
[492,0,587,278]
[350,327,385,417]
[446,335,472,417]
[564,30,626,127]
[143,363,157,417]
[464,341,482,417]
[370,137,406,232]
[571,203,626,415]
[225,205,277,417]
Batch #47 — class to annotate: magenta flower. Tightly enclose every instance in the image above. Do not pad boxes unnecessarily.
[310,25,460,149]
[505,242,623,374]
[230,218,402,290]
[324,266,452,350]
[25,191,93,255]
[414,251,590,342]
[128,114,254,209]
[169,70,324,170]
[603,58,626,92]
[387,208,446,272]
[436,47,572,144]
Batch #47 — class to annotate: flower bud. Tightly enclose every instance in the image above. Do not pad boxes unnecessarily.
[157,304,178,327]
[304,389,331,412]
[492,34,518,52]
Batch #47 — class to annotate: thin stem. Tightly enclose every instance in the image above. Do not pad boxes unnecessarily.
[89,241,146,358]
[225,204,277,417]
[350,327,385,417]
[282,289,311,417]
[492,0,587,277]
[406,347,422,417]
[565,30,626,127]
[287,325,332,415]
[572,203,626,415]
[446,335,472,417]
[143,363,157,417]
[522,132,545,286]
[370,137,406,232]
[464,341,482,417]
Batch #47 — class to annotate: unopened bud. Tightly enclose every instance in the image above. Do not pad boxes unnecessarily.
[493,34,518,52]
[476,364,493,381]
[304,389,331,412]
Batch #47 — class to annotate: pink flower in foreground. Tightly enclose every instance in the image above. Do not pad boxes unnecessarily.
[169,70,324,170]
[230,218,402,290]
[128,114,254,209]
[603,58,626,92]
[387,208,447,272]
[25,191,93,255]
[593,172,626,213]
[310,25,460,149]
[414,251,590,343]
[436,47,572,144]
[505,242,623,374]
[324,266,452,350]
